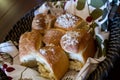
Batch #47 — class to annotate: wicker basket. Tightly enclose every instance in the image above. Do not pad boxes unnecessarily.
[3,1,120,80]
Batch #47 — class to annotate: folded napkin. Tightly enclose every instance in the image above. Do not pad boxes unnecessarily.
[75,57,105,80]
[61,57,105,80]
[1,62,47,80]
[0,41,48,80]
[0,41,20,64]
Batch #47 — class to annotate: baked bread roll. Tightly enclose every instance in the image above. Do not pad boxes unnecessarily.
[43,28,66,46]
[32,13,56,33]
[36,46,69,80]
[19,30,42,67]
[54,13,87,31]
[60,29,96,71]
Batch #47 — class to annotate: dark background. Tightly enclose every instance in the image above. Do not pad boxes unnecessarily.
[0,0,44,42]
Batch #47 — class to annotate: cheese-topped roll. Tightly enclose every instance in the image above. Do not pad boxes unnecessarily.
[60,29,96,71]
[36,46,69,80]
[54,13,87,31]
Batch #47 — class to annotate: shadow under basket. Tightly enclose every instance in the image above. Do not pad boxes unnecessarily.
[3,3,120,80]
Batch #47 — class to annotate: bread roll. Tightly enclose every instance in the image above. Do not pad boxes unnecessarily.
[54,13,87,31]
[60,29,96,71]
[19,30,42,67]
[36,46,69,80]
[43,28,66,46]
[32,13,56,33]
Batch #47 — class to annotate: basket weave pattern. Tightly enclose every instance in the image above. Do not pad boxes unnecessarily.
[3,3,120,80]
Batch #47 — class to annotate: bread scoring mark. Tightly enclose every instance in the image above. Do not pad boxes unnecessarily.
[62,31,80,48]
[56,13,79,28]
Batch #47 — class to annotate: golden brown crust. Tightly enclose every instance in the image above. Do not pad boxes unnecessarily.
[32,13,56,33]
[82,36,96,62]
[43,28,66,46]
[19,30,42,67]
[37,46,69,80]
[78,29,91,53]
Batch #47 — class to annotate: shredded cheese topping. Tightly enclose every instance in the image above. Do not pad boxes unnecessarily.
[62,31,80,48]
[56,13,79,28]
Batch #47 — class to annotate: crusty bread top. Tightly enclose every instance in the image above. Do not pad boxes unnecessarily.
[36,46,69,80]
[60,29,89,53]
[43,28,66,46]
[32,13,56,32]
[19,30,42,58]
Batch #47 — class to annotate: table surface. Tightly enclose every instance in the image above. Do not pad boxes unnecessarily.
[0,0,44,42]
[0,0,119,79]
